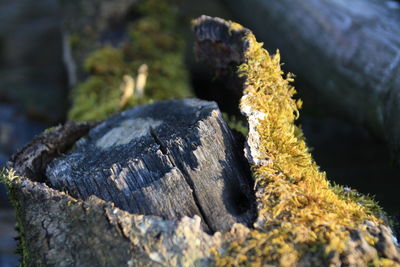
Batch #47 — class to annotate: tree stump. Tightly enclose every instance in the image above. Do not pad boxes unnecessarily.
[4,98,255,266]
[46,98,255,232]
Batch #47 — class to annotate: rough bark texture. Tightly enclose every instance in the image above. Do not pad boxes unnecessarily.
[223,0,400,165]
[5,98,253,266]
[6,175,225,266]
[46,98,255,232]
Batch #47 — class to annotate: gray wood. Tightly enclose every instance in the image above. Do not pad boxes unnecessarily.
[6,118,229,266]
[223,0,400,164]
[9,121,96,182]
[46,98,255,232]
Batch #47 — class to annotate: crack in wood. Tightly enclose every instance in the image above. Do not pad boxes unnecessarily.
[150,125,214,233]
[149,126,168,155]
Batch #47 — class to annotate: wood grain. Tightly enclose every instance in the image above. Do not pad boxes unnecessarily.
[46,98,256,232]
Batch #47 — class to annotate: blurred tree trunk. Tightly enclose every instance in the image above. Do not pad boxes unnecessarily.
[0,0,67,122]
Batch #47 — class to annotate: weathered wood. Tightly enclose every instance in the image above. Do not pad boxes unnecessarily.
[4,173,226,266]
[46,98,255,232]
[223,0,400,164]
[9,121,97,182]
[4,98,252,266]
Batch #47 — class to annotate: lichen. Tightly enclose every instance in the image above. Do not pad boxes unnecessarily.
[68,0,192,122]
[0,168,29,266]
[214,22,397,266]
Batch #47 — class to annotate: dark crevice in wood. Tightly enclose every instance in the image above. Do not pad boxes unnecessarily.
[41,220,50,249]
[192,17,258,226]
[170,153,214,233]
[150,124,214,233]
[149,126,168,155]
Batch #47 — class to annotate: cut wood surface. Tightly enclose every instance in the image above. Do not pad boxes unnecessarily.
[5,99,252,266]
[46,98,256,232]
[224,0,400,164]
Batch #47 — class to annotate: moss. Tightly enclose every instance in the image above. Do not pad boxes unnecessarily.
[214,21,395,266]
[330,183,386,219]
[0,168,29,266]
[68,0,192,122]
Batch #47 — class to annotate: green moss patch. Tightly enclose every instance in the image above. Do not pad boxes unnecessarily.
[68,0,192,122]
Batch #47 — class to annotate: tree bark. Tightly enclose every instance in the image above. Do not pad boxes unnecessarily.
[223,0,400,164]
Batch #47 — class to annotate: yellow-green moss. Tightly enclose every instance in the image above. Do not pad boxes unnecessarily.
[0,168,29,266]
[215,23,395,266]
[330,183,386,219]
[68,0,192,122]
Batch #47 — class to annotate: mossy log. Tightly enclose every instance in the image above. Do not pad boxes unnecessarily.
[193,15,400,266]
[2,15,400,267]
[223,0,400,165]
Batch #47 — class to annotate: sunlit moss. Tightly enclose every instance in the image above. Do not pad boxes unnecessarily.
[330,183,386,219]
[68,0,192,122]
[215,21,396,266]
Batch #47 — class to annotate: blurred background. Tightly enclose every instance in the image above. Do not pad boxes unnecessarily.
[0,0,399,265]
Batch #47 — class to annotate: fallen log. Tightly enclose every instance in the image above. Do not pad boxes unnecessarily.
[224,0,400,164]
